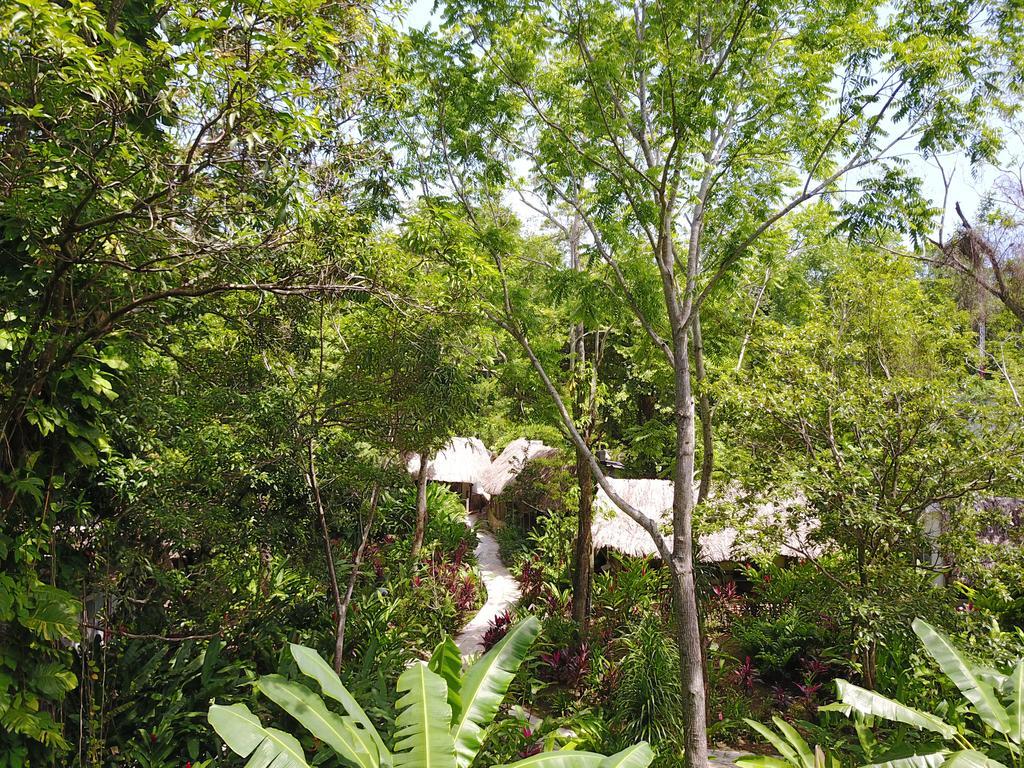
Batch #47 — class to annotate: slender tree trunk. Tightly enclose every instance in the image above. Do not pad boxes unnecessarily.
[735,267,770,373]
[335,483,381,666]
[669,330,709,768]
[571,445,594,628]
[692,312,713,505]
[411,454,430,558]
[306,439,345,671]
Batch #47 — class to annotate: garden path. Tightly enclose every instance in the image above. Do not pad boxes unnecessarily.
[455,512,521,657]
[454,511,750,768]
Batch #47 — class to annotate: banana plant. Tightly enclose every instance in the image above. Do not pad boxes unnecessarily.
[740,619,1024,768]
[824,619,1023,768]
[736,717,842,768]
[208,617,654,768]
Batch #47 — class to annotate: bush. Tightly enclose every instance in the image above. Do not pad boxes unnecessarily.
[732,606,828,684]
[605,614,684,758]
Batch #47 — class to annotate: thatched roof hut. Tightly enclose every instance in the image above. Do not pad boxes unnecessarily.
[480,438,559,498]
[979,497,1024,547]
[592,478,813,563]
[406,437,493,490]
[592,479,674,557]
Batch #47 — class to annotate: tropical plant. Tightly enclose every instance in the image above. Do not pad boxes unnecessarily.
[0,532,81,767]
[208,617,655,768]
[733,607,828,684]
[825,619,1024,768]
[736,717,842,768]
[742,618,1024,768]
[606,615,684,754]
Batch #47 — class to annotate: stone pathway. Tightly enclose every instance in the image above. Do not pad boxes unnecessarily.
[456,513,522,657]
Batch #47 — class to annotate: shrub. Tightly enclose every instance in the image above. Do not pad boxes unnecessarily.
[733,605,828,683]
[606,614,684,755]
[208,618,656,768]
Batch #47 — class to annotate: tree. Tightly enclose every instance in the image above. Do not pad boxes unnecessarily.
[0,0,391,757]
[405,0,1023,762]
[725,246,1023,686]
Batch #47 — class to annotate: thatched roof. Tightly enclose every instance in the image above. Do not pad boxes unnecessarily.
[592,479,674,557]
[480,438,559,497]
[592,479,814,562]
[407,437,493,489]
[979,497,1024,546]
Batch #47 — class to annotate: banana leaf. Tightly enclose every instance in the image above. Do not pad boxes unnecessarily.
[394,662,456,768]
[452,616,541,768]
[835,680,956,740]
[259,674,377,768]
[208,702,309,768]
[912,620,1011,735]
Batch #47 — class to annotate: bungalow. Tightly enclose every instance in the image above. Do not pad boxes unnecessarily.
[406,437,493,511]
[591,478,814,565]
[479,438,559,524]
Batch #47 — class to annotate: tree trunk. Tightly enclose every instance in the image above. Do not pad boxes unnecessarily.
[306,439,345,671]
[669,336,710,768]
[571,445,594,629]
[692,312,713,505]
[411,454,430,558]
[335,483,381,667]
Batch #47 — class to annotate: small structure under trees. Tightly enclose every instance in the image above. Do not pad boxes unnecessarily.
[480,438,559,497]
[406,437,493,510]
[592,479,814,565]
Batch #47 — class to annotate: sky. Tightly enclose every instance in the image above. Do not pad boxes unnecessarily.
[395,0,1022,235]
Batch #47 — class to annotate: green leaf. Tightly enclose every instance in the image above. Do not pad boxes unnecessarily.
[453,617,541,768]
[941,750,1009,768]
[290,643,391,765]
[69,439,98,467]
[736,757,797,768]
[19,585,81,642]
[1008,659,1024,743]
[208,702,309,768]
[863,748,948,768]
[743,719,802,766]
[258,675,377,768]
[913,620,1012,735]
[29,662,78,699]
[835,681,957,740]
[497,751,607,768]
[772,716,815,768]
[428,636,463,724]
[599,743,654,768]
[394,662,456,768]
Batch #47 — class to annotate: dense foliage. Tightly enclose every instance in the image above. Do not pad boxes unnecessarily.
[3,0,1024,766]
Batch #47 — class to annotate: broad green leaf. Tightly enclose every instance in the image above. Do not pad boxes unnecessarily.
[394,662,456,768]
[743,719,801,766]
[863,749,948,768]
[942,751,1009,768]
[290,643,391,765]
[19,585,81,642]
[497,751,606,768]
[736,757,796,768]
[773,716,815,768]
[259,675,377,768]
[453,616,541,768]
[913,620,1012,735]
[835,680,956,740]
[29,662,77,699]
[428,636,463,724]
[973,665,1007,691]
[599,744,654,768]
[1008,659,1024,743]
[208,702,309,768]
